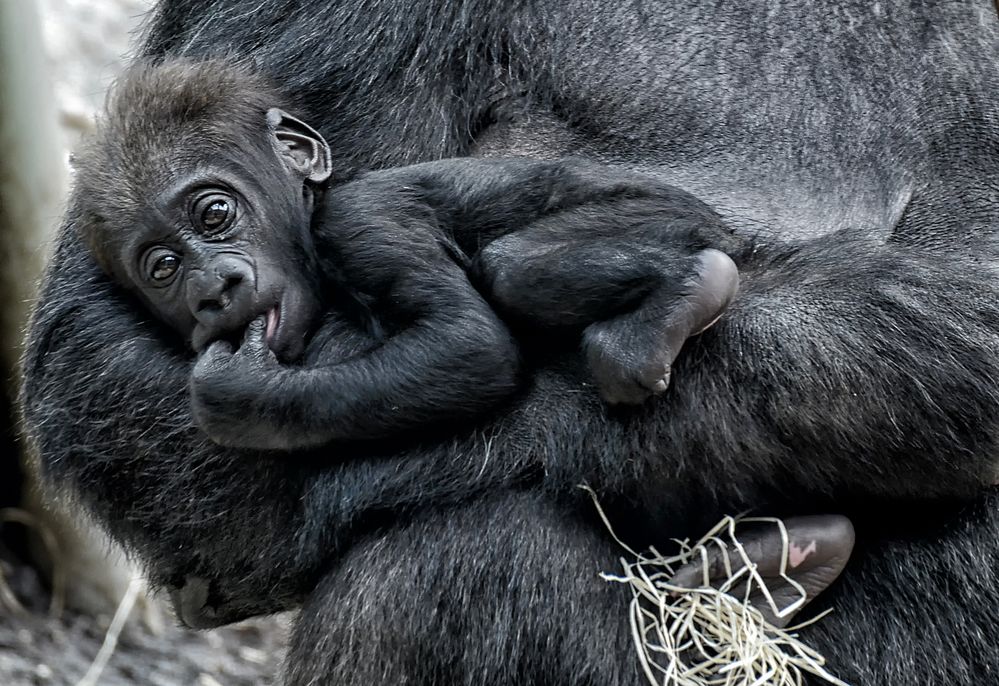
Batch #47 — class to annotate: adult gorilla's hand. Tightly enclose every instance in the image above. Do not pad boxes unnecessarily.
[668,515,856,628]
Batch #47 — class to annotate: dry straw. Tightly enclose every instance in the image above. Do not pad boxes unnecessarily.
[583,487,850,686]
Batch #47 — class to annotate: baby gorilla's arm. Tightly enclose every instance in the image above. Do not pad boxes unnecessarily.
[190,215,521,448]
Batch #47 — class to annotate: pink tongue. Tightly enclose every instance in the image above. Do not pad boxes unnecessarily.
[264,307,279,344]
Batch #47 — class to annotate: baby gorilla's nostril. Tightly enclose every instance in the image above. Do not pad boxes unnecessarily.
[198,274,244,312]
[218,274,244,309]
[222,274,244,292]
[197,298,221,313]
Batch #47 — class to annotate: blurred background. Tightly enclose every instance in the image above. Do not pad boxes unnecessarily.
[0,2,288,683]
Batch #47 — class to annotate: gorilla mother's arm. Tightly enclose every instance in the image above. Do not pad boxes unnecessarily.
[576,230,999,505]
[322,157,999,502]
[26,193,999,508]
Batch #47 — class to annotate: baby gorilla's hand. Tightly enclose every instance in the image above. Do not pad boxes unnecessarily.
[190,317,287,449]
[195,317,278,377]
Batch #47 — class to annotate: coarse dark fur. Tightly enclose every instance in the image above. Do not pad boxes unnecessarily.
[19,1,999,684]
[74,59,742,447]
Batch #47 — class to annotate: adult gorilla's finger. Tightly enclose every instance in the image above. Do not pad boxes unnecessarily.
[667,515,855,627]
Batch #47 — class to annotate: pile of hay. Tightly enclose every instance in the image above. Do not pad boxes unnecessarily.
[585,490,850,686]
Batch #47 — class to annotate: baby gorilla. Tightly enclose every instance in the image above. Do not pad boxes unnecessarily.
[76,58,741,450]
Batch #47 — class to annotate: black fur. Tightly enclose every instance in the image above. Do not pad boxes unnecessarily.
[20,1,999,684]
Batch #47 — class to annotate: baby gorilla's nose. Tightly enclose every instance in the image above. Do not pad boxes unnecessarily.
[188,256,255,327]
[198,274,242,311]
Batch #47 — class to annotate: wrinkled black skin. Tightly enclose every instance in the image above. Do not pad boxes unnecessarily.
[194,153,744,448]
[19,1,999,684]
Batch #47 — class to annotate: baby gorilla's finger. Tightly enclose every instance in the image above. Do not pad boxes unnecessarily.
[196,340,235,369]
[205,340,234,357]
[240,316,270,355]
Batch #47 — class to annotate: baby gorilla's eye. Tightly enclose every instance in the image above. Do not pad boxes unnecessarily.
[203,200,229,228]
[152,255,180,280]
[141,248,182,285]
[191,192,237,235]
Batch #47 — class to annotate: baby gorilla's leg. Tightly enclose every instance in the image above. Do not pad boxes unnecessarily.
[476,234,738,405]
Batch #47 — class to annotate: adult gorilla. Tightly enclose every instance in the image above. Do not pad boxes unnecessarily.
[20,1,999,684]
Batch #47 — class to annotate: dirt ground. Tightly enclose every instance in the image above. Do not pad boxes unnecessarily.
[0,551,290,686]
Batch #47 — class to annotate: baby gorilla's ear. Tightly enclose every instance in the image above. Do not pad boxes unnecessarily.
[266,108,333,185]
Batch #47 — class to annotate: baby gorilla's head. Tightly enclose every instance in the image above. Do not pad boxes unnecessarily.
[74,58,334,360]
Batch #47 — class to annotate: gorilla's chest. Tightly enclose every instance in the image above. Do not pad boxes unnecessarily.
[477,0,999,241]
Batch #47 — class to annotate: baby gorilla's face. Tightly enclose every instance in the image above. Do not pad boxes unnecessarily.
[116,165,323,361]
[83,91,335,361]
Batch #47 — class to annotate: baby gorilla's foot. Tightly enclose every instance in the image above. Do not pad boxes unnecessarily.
[584,249,738,405]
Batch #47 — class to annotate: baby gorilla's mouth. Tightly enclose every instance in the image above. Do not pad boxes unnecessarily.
[265,305,281,346]
[252,287,317,362]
